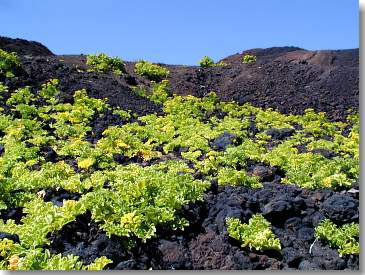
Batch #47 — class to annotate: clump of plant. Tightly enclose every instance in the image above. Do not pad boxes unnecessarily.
[86,53,125,75]
[149,80,171,104]
[315,219,359,257]
[216,60,228,67]
[242,54,257,64]
[0,49,21,78]
[134,60,169,82]
[199,56,215,67]
[226,214,281,251]
[217,168,262,188]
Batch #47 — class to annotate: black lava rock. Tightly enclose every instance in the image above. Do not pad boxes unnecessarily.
[311,148,337,159]
[0,232,20,243]
[115,259,146,270]
[266,128,295,140]
[262,196,301,226]
[158,240,191,269]
[251,165,275,182]
[321,194,359,225]
[0,207,24,224]
[210,132,236,151]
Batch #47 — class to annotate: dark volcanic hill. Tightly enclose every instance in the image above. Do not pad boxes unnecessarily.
[0,36,359,121]
[0,36,54,56]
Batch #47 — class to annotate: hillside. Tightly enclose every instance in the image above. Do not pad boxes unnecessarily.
[0,37,359,270]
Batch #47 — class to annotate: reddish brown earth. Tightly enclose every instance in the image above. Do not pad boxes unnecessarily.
[0,37,359,270]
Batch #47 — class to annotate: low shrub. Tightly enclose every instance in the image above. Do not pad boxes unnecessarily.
[86,53,125,75]
[215,60,228,67]
[134,60,169,82]
[0,49,21,78]
[242,54,257,64]
[199,56,215,67]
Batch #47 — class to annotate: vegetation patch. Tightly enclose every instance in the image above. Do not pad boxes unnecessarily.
[198,56,228,67]
[242,54,257,64]
[315,219,359,257]
[0,49,21,78]
[226,215,281,251]
[86,53,125,75]
[134,60,169,82]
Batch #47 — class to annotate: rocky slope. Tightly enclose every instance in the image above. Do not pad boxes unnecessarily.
[0,36,359,270]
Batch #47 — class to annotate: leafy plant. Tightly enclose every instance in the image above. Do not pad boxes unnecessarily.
[81,161,210,241]
[315,219,359,257]
[217,167,262,188]
[226,215,281,251]
[86,53,124,75]
[149,80,171,104]
[242,54,257,64]
[0,49,21,78]
[134,60,169,81]
[216,60,228,67]
[199,56,215,67]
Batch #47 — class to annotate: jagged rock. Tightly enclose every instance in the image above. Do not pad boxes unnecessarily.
[321,194,359,224]
[266,128,295,140]
[210,132,236,151]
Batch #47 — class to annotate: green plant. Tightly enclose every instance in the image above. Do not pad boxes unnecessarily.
[81,161,210,241]
[199,56,215,67]
[315,219,359,257]
[149,80,171,104]
[0,49,21,78]
[134,60,169,81]
[216,60,228,67]
[226,215,281,251]
[217,168,262,188]
[242,54,257,64]
[86,53,124,75]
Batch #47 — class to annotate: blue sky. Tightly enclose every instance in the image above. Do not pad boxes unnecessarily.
[0,0,359,65]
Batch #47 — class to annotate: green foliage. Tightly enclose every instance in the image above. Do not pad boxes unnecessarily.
[149,80,171,104]
[217,168,262,188]
[0,238,111,270]
[315,219,359,257]
[0,75,359,270]
[134,60,169,81]
[199,56,215,67]
[226,215,281,251]
[0,49,21,78]
[216,60,228,67]
[81,161,209,241]
[242,54,257,64]
[86,53,125,75]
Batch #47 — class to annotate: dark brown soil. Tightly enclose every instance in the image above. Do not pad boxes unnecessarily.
[163,48,358,121]
[0,36,359,270]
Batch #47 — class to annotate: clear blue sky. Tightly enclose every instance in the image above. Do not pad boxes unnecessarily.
[0,0,359,65]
